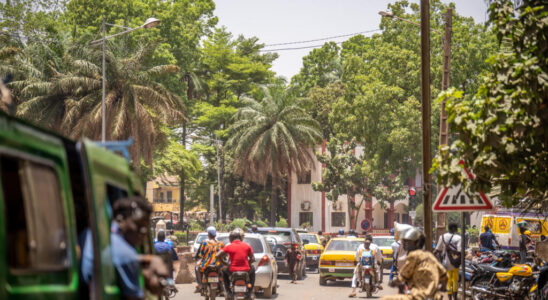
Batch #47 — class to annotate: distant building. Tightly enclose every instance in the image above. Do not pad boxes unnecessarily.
[287,142,418,234]
[145,174,181,224]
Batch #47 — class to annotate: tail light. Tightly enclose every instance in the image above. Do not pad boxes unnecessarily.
[320,260,334,266]
[283,242,292,246]
[363,268,370,274]
[307,250,320,254]
[235,280,246,286]
[208,272,218,277]
[258,255,270,267]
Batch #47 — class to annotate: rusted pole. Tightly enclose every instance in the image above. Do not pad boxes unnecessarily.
[420,0,433,252]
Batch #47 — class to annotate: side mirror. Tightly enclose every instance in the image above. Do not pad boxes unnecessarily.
[303,239,310,245]
[276,251,284,259]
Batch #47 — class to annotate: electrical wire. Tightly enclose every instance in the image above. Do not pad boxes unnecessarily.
[263,28,381,47]
[260,41,345,52]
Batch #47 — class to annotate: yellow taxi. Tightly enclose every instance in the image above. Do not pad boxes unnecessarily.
[372,235,396,268]
[318,237,363,285]
[298,232,325,270]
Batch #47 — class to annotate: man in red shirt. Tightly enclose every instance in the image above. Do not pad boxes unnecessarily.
[217,228,256,296]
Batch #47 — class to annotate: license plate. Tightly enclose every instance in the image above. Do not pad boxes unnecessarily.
[365,278,370,284]
[312,256,318,260]
[337,262,354,267]
[234,285,247,292]
[208,277,219,283]
[329,268,335,273]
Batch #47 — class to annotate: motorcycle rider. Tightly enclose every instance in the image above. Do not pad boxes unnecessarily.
[349,236,381,297]
[194,226,224,293]
[382,228,447,300]
[216,228,256,297]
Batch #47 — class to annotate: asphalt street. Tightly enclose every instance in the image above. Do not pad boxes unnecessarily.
[174,269,401,300]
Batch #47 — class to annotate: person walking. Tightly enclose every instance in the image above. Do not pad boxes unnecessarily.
[285,243,303,283]
[519,229,534,264]
[479,225,499,251]
[434,223,461,300]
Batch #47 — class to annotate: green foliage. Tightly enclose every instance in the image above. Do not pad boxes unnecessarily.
[255,220,268,227]
[414,204,423,227]
[229,218,250,231]
[433,0,548,210]
[227,85,321,225]
[190,219,204,231]
[300,222,312,230]
[174,231,186,243]
[276,217,288,228]
[154,130,202,182]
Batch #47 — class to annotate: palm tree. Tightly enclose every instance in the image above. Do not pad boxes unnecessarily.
[13,41,184,166]
[227,86,322,226]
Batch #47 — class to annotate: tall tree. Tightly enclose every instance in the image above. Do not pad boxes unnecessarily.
[226,86,322,226]
[433,0,548,210]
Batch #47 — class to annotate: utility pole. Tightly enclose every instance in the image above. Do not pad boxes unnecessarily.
[436,8,453,241]
[420,0,433,252]
[210,184,215,226]
[215,134,222,228]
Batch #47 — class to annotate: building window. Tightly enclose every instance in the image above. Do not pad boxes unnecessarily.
[331,212,346,227]
[402,214,409,224]
[299,212,313,227]
[159,192,164,203]
[167,191,172,203]
[297,171,311,184]
[1,155,69,271]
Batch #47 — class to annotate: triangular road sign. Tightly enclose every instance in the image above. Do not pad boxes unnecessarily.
[433,160,494,212]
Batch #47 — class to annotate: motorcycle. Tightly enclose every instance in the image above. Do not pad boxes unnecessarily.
[202,264,223,300]
[226,271,254,300]
[359,254,379,298]
[159,277,178,300]
[470,263,537,299]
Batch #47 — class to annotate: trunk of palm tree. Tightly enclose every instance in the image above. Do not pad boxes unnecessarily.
[179,123,187,229]
[270,176,278,227]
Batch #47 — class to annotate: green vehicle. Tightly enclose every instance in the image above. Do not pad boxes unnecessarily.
[0,111,153,299]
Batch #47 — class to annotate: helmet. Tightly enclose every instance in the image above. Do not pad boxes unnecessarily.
[524,230,532,236]
[207,226,217,237]
[401,227,425,252]
[338,229,345,235]
[230,228,244,241]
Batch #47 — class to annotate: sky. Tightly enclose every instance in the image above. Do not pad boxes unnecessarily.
[214,0,489,81]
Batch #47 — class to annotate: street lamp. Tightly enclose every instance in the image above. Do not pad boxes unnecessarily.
[90,16,161,142]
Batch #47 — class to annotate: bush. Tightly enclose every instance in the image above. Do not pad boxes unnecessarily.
[255,220,268,227]
[190,220,204,231]
[276,217,288,228]
[229,218,250,231]
[174,231,186,244]
[301,222,312,229]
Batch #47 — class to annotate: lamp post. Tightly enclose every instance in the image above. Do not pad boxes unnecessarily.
[90,17,160,142]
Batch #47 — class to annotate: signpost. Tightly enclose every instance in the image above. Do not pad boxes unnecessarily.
[433,161,494,299]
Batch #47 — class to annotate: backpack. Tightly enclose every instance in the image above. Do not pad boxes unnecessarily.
[443,234,461,268]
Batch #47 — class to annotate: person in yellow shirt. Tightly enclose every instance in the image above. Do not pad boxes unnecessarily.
[382,228,447,300]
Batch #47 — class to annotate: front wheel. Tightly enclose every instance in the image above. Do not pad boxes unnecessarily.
[366,284,372,298]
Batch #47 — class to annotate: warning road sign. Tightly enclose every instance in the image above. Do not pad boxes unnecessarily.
[433,161,494,212]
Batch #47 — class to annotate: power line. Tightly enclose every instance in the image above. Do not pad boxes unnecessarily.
[263,28,381,47]
[260,41,345,52]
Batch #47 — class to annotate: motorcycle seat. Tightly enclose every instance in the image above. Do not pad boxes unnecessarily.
[480,265,511,273]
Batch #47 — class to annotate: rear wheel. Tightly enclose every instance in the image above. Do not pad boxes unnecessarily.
[208,285,217,300]
[263,285,273,298]
[319,276,327,286]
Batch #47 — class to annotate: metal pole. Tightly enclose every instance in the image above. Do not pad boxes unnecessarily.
[436,7,453,242]
[215,134,222,226]
[420,0,433,252]
[210,184,214,226]
[461,212,466,299]
[101,15,106,142]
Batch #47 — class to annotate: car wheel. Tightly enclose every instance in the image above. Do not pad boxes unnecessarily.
[272,280,277,294]
[319,276,327,286]
[263,285,273,298]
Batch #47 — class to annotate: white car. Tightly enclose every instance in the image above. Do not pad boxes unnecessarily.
[218,233,279,298]
[190,232,208,254]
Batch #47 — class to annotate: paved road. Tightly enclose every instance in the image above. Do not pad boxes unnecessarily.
[174,270,401,300]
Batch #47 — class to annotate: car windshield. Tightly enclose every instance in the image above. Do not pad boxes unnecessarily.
[373,237,395,247]
[218,237,265,253]
[299,234,319,244]
[258,230,292,244]
[326,239,362,252]
[195,234,207,244]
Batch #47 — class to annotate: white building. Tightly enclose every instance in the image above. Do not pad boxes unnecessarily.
[287,142,416,234]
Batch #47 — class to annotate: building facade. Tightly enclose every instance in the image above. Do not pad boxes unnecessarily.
[145,175,181,223]
[288,143,416,233]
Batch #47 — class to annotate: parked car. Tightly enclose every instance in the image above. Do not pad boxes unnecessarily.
[218,233,278,298]
[318,237,363,285]
[372,235,396,269]
[190,232,208,254]
[256,227,307,280]
[297,230,324,271]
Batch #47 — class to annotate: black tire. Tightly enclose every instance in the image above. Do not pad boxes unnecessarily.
[263,285,273,298]
[208,285,217,300]
[319,276,327,286]
[272,280,277,294]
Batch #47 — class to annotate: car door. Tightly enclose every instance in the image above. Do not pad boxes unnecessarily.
[0,117,79,300]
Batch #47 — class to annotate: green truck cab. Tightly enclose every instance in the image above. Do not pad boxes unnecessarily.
[0,111,151,300]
